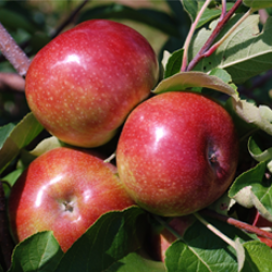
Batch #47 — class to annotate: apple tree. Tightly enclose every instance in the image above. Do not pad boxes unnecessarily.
[0,0,272,271]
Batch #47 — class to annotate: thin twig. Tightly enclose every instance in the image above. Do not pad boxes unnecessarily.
[203,8,255,58]
[50,0,89,39]
[194,212,237,248]
[186,0,243,71]
[152,215,184,241]
[219,0,227,21]
[200,209,272,240]
[0,23,31,77]
[181,0,213,72]
[104,152,116,163]
[0,0,90,65]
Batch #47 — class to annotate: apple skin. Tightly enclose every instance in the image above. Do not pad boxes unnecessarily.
[116,91,239,217]
[25,19,159,148]
[8,147,134,252]
[159,216,194,262]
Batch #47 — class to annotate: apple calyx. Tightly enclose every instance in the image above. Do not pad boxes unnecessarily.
[62,200,74,213]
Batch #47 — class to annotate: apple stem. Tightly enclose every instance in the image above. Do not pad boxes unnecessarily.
[104,153,116,163]
[186,0,243,72]
[0,23,31,77]
[200,209,272,240]
[193,212,237,248]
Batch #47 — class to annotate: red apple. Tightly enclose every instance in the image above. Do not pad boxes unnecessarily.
[116,91,239,217]
[160,216,194,262]
[25,19,159,148]
[8,147,134,252]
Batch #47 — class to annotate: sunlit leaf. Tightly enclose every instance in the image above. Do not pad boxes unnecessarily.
[229,161,272,221]
[165,219,253,272]
[196,3,234,28]
[0,113,43,173]
[163,49,183,78]
[243,0,272,9]
[242,241,272,272]
[29,136,63,157]
[153,71,238,97]
[9,231,63,272]
[189,15,272,84]
[235,238,246,272]
[233,102,272,136]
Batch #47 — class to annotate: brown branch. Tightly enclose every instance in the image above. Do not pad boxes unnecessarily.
[0,73,25,92]
[200,209,272,240]
[0,23,31,77]
[0,0,90,65]
[50,0,89,39]
[0,0,89,91]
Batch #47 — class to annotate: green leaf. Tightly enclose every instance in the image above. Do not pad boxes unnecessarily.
[233,101,272,136]
[166,0,188,24]
[163,49,183,78]
[0,113,43,173]
[0,123,15,149]
[55,207,148,272]
[196,3,234,28]
[228,161,272,221]
[106,251,166,272]
[153,71,272,137]
[248,135,272,162]
[209,68,232,84]
[8,231,63,272]
[0,9,38,34]
[181,0,198,22]
[235,238,246,272]
[242,241,272,271]
[165,219,253,272]
[1,168,24,196]
[153,71,238,98]
[77,4,179,37]
[29,136,63,157]
[189,15,272,84]
[243,0,272,9]
[229,161,266,203]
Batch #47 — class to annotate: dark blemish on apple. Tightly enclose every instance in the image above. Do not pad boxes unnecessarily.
[203,66,206,70]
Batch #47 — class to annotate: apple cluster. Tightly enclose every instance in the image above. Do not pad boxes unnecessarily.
[8,19,239,254]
